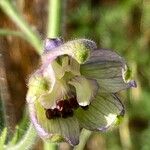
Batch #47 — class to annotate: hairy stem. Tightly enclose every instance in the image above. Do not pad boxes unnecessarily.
[47,0,62,38]
[74,129,92,150]
[5,124,37,150]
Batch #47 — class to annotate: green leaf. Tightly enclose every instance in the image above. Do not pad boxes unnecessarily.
[8,126,19,145]
[0,29,24,38]
[0,128,7,149]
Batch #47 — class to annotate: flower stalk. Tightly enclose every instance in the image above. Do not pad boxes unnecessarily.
[0,29,24,38]
[74,129,92,150]
[47,0,62,38]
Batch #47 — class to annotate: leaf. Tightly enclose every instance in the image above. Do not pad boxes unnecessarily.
[0,128,7,149]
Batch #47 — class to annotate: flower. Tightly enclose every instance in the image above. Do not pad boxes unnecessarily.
[26,38,136,146]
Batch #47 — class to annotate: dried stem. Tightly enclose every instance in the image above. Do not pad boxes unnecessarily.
[0,47,16,138]
[0,0,42,54]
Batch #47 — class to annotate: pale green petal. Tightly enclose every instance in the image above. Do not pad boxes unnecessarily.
[69,76,99,106]
[51,61,65,79]
[26,72,50,103]
[63,57,80,76]
[81,49,136,93]
[29,101,80,146]
[39,80,70,109]
[26,64,57,104]
[75,92,124,131]
[69,58,80,76]
[42,39,97,64]
[42,64,56,92]
[38,93,56,109]
[56,56,80,76]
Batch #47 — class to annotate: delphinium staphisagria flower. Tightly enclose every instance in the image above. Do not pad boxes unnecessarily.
[26,38,136,146]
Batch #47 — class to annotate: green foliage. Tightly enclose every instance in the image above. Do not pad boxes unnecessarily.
[8,112,29,145]
[0,128,7,150]
[141,127,150,150]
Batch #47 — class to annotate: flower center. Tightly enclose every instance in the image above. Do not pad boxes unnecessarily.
[36,55,98,119]
[45,95,89,119]
[45,95,79,119]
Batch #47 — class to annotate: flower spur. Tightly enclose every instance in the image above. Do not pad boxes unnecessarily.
[26,38,136,146]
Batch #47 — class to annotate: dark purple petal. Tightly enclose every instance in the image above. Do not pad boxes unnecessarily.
[69,97,79,109]
[128,80,137,88]
[44,38,63,53]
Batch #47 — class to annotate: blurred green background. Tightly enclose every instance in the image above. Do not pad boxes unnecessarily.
[0,0,150,150]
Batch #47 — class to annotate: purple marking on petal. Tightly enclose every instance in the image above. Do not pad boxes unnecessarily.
[44,38,64,52]
[29,103,49,138]
[128,80,137,88]
[29,103,79,146]
[98,126,109,132]
[119,108,125,116]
